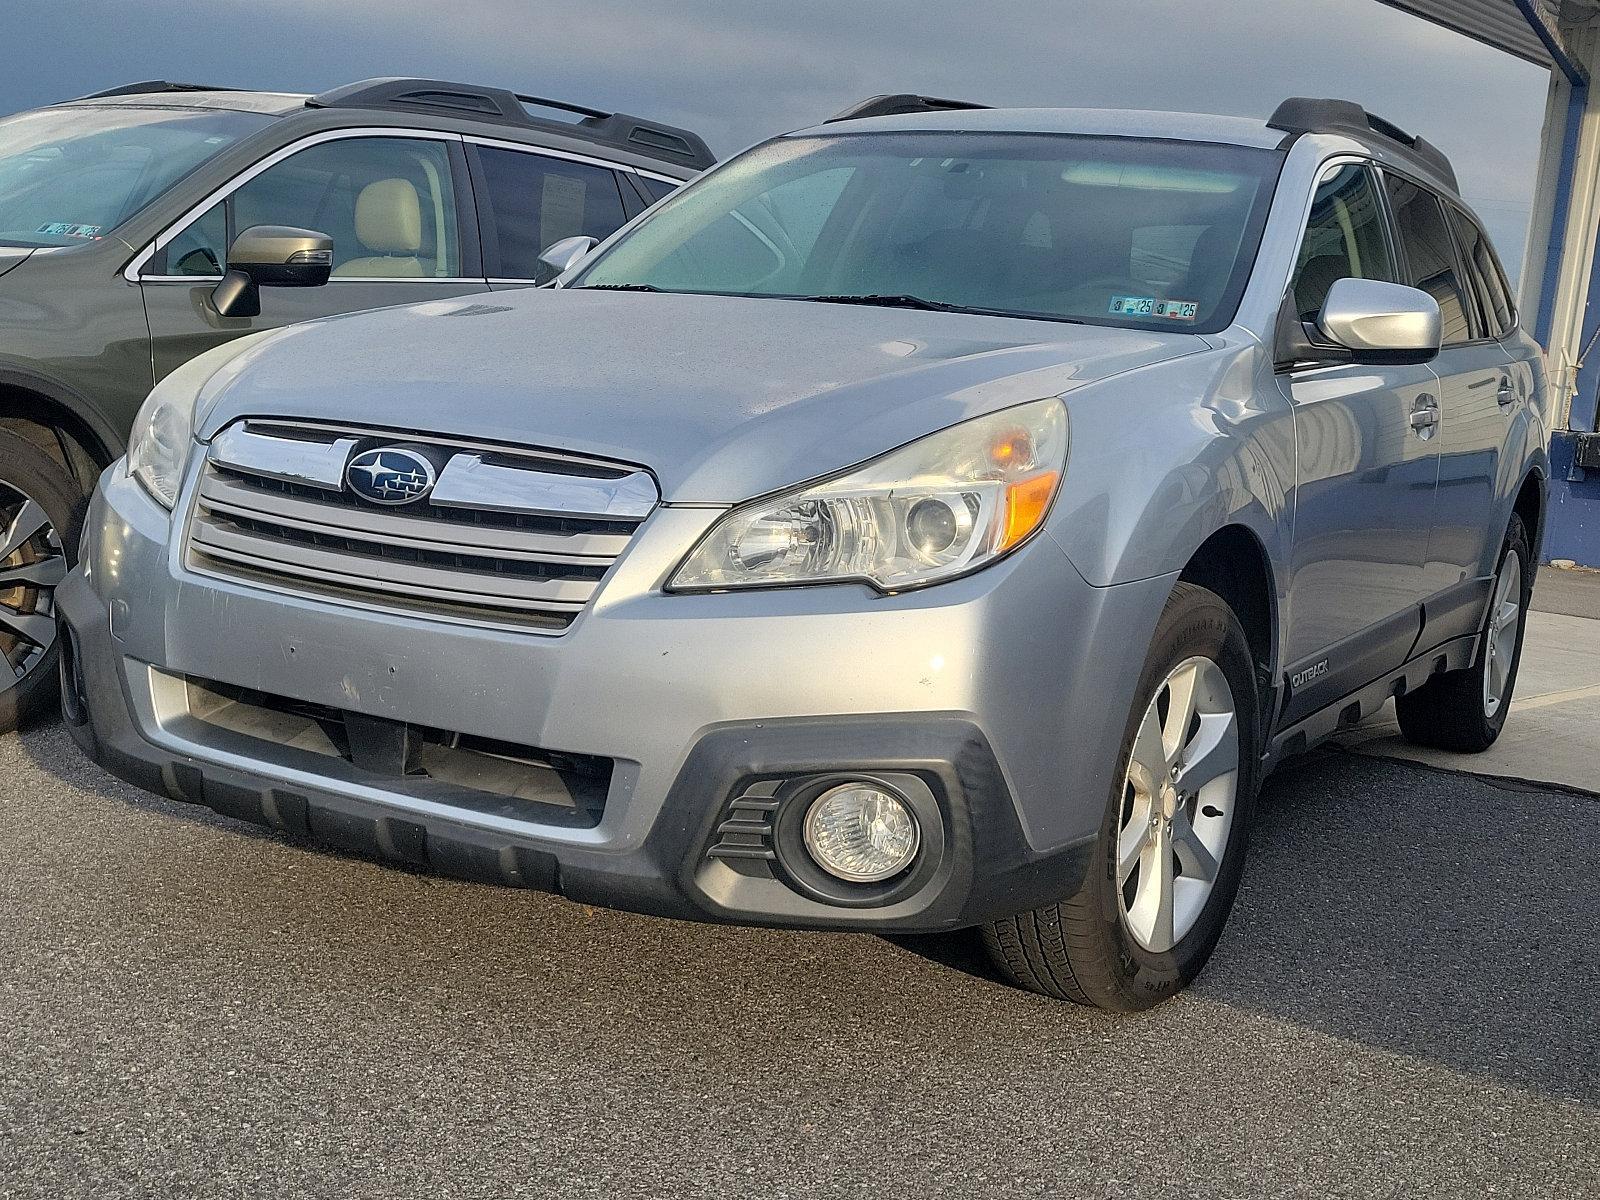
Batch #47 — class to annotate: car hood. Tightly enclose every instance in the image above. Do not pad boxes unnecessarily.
[195,289,1206,503]
[0,247,34,280]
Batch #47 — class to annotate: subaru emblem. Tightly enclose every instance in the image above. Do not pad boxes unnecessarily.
[345,447,437,506]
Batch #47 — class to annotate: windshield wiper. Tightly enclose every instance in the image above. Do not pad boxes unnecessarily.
[574,283,662,292]
[806,293,967,313]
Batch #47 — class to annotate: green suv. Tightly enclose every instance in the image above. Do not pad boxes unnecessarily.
[0,77,710,729]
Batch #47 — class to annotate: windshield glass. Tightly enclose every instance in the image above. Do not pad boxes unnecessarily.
[577,131,1281,332]
[0,105,272,247]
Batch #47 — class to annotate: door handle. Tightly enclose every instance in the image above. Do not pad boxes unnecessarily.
[1409,396,1440,437]
[1497,378,1517,408]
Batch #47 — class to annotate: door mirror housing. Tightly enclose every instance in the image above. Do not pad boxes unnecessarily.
[1277,278,1442,370]
[211,225,334,319]
[1318,278,1441,362]
[535,235,598,285]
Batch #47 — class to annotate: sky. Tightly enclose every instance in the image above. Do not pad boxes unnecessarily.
[9,0,1552,281]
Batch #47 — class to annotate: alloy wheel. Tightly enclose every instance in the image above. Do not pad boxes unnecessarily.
[0,480,66,702]
[1118,656,1240,953]
[1482,550,1523,719]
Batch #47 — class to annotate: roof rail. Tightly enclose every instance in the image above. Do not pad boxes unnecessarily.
[305,78,715,171]
[826,94,989,124]
[1267,97,1458,191]
[72,81,237,101]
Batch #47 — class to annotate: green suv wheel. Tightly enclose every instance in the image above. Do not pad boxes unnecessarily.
[0,430,78,734]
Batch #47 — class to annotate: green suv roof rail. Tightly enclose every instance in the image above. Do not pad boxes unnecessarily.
[306,77,715,171]
[1267,96,1458,192]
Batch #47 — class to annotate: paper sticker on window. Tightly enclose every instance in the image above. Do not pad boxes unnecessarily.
[1110,296,1198,321]
[37,222,102,239]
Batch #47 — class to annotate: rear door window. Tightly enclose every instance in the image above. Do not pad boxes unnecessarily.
[473,146,629,279]
[1447,205,1514,338]
[1384,175,1472,345]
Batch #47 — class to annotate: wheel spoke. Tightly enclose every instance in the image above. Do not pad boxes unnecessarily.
[1495,599,1518,632]
[0,604,54,648]
[1126,834,1174,949]
[1172,811,1220,884]
[1118,793,1152,884]
[0,500,50,560]
[0,556,66,588]
[1161,661,1200,765]
[1131,705,1168,786]
[1175,710,1239,794]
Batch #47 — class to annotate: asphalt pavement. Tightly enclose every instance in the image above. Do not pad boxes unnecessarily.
[1,719,1596,1199]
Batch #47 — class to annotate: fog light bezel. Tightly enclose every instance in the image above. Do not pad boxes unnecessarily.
[767,771,945,908]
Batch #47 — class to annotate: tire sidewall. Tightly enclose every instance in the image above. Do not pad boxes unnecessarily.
[1482,515,1533,738]
[0,430,82,732]
[1088,584,1260,1006]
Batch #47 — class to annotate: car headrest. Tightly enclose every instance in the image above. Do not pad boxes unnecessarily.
[354,178,422,255]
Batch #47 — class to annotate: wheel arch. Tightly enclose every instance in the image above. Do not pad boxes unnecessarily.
[0,369,123,489]
[1512,466,1546,561]
[1177,523,1279,724]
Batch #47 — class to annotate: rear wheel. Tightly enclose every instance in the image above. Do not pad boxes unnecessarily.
[1396,515,1532,753]
[981,582,1259,1010]
[0,430,79,734]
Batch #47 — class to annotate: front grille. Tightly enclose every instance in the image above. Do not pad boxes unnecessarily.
[185,420,656,631]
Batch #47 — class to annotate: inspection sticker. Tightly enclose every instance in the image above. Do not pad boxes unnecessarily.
[37,222,102,239]
[1109,296,1199,321]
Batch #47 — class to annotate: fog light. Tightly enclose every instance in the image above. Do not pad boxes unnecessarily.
[802,782,920,882]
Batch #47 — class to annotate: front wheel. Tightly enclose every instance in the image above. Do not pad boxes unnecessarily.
[0,430,79,734]
[981,582,1259,1010]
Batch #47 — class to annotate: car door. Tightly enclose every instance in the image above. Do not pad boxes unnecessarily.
[1277,161,1442,723]
[1403,193,1520,644]
[463,139,634,289]
[136,131,489,382]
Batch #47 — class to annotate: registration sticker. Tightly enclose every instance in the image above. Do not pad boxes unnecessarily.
[37,222,102,239]
[1110,296,1199,322]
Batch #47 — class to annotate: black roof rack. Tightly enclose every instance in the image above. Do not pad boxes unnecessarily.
[826,94,990,124]
[1267,97,1458,191]
[72,81,238,101]
[305,78,715,171]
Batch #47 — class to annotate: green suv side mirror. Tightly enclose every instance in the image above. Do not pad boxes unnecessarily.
[212,225,335,319]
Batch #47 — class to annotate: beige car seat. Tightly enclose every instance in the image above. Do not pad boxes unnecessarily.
[332,179,426,277]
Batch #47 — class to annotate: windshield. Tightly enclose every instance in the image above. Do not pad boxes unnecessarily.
[0,105,272,247]
[576,131,1281,332]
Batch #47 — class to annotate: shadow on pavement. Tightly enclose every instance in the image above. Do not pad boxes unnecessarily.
[1205,747,1598,1105]
[15,716,1599,1108]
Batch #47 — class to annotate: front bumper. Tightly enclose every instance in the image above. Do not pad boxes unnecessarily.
[59,463,1176,932]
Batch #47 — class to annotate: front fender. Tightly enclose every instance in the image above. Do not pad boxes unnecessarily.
[1047,340,1294,590]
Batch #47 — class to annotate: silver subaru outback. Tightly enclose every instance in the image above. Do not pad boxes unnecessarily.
[58,95,1548,1010]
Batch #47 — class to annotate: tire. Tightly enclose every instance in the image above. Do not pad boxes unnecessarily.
[0,429,82,734]
[981,582,1260,1011]
[1396,515,1532,753]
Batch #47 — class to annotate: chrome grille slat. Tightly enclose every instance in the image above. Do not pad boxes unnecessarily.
[185,420,655,631]
[197,472,633,561]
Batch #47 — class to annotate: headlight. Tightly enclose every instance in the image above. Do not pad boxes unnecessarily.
[670,397,1067,592]
[127,375,202,509]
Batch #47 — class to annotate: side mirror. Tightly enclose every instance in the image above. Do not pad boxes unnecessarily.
[535,235,598,286]
[1319,278,1442,362]
[212,225,334,319]
[1277,278,1442,370]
